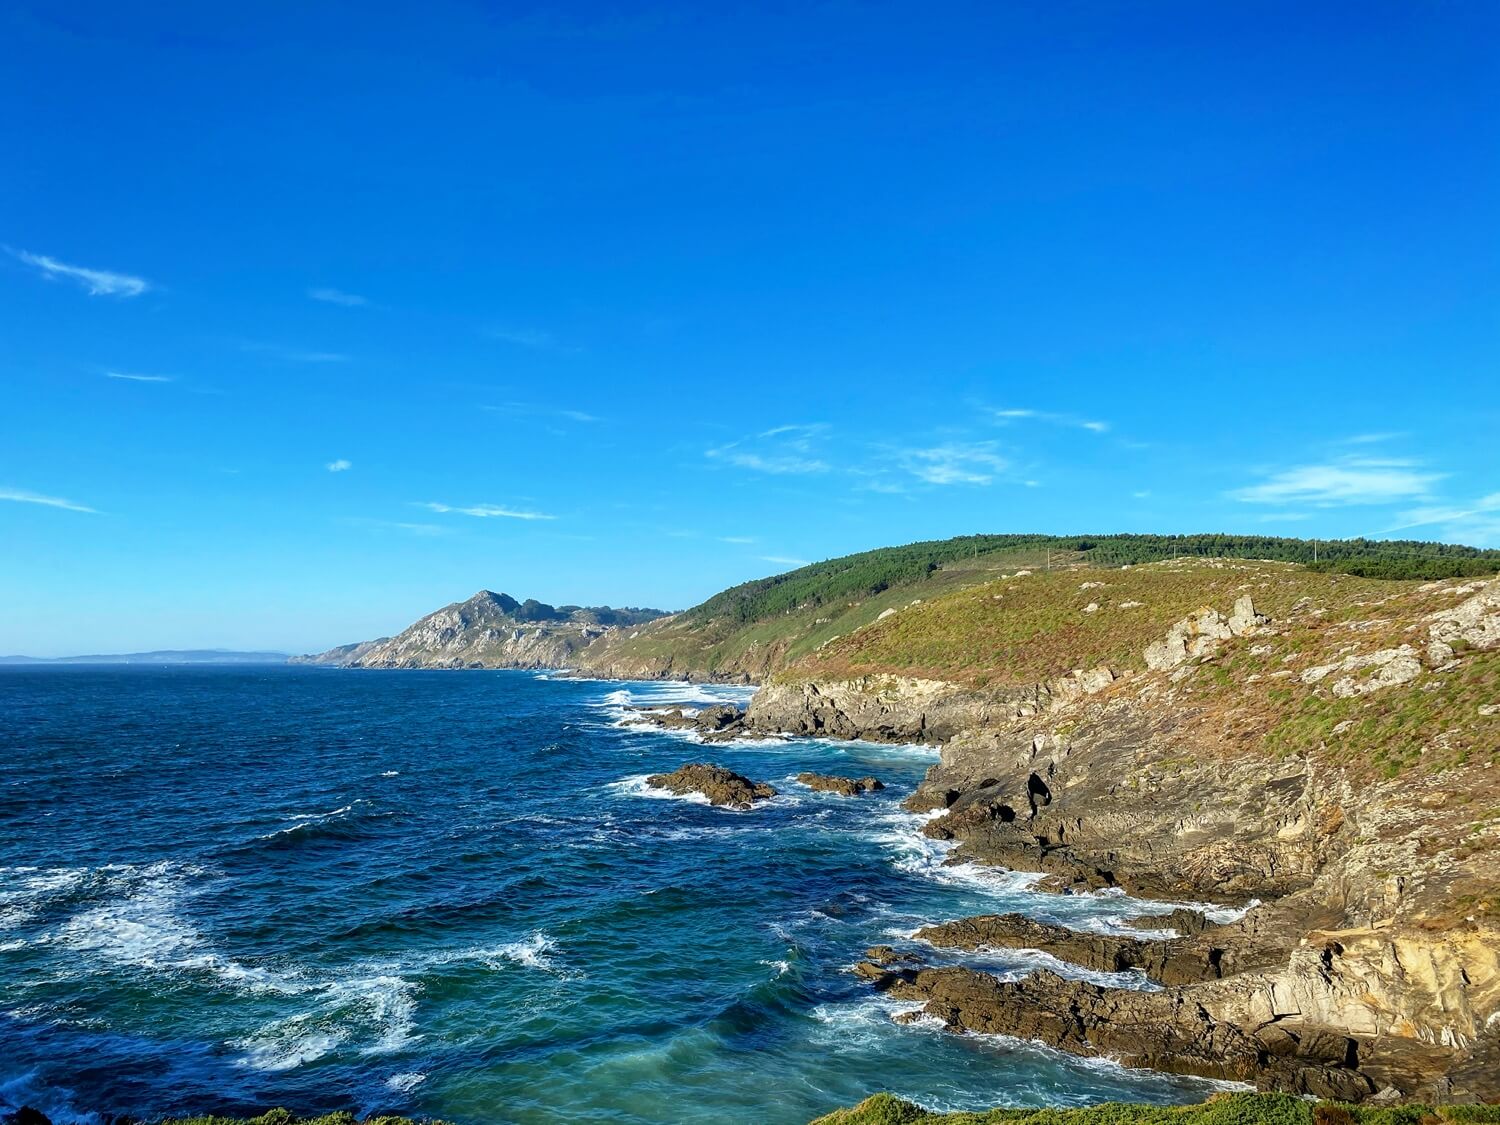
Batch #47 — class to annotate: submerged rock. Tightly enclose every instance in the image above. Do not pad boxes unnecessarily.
[645,763,776,808]
[797,772,884,796]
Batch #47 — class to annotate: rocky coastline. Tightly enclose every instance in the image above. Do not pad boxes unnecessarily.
[297,565,1500,1107]
[615,579,1500,1107]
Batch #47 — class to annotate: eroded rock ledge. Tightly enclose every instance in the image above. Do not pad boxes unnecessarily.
[858,961,1373,1100]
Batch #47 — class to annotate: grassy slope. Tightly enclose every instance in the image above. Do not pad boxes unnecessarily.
[811,1093,1500,1125]
[793,559,1499,777]
[582,534,1500,683]
[582,545,1067,679]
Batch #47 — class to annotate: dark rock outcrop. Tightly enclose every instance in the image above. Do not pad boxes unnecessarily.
[644,763,777,808]
[628,703,753,741]
[797,772,885,796]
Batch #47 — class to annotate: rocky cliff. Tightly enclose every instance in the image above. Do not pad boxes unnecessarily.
[294,591,665,670]
[740,562,1500,1103]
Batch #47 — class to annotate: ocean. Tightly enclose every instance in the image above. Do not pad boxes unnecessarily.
[0,666,1232,1123]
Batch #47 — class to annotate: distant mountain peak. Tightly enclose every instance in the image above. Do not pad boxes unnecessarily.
[294,591,668,668]
[468,590,520,613]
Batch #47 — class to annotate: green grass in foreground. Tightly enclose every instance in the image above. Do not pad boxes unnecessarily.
[809,1093,1500,1125]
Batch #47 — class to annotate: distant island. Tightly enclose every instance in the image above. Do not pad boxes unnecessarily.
[0,649,291,665]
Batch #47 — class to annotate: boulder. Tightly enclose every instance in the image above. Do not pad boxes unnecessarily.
[797,772,884,796]
[645,763,776,808]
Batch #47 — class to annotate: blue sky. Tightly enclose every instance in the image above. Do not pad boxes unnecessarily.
[3,1,1497,656]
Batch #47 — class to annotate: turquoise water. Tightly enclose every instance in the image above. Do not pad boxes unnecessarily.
[0,667,1230,1123]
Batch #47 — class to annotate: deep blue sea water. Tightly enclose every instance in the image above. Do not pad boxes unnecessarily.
[0,667,1233,1123]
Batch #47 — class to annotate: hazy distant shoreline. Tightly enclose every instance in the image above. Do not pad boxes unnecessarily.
[0,649,290,666]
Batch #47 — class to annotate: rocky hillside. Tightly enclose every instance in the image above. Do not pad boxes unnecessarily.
[738,560,1500,1103]
[293,591,664,670]
[576,534,1500,684]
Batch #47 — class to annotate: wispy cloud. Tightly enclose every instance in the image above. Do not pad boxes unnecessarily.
[992,408,1109,433]
[1340,432,1403,446]
[761,555,810,568]
[418,501,556,521]
[242,341,349,364]
[706,423,831,475]
[898,442,1009,486]
[1385,492,1500,546]
[0,487,98,514]
[105,371,173,383]
[708,449,830,474]
[484,327,581,354]
[308,287,368,307]
[719,536,756,544]
[483,402,601,424]
[326,459,352,473]
[9,249,149,297]
[1231,457,1443,506]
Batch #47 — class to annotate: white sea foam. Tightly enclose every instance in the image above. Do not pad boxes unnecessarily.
[228,934,579,1073]
[54,862,314,997]
[233,1019,350,1072]
[808,995,927,1048]
[608,773,799,813]
[595,681,758,731]
[0,866,93,931]
[608,774,712,806]
[802,735,941,760]
[381,770,400,778]
[466,931,562,974]
[385,1072,427,1093]
[58,862,207,968]
[874,809,1046,894]
[910,940,1161,991]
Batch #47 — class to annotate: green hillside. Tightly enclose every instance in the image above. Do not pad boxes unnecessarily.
[578,533,1500,682]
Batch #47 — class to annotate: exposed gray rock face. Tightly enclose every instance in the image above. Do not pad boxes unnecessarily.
[1143,596,1267,673]
[1302,645,1423,697]
[746,676,1046,744]
[296,591,665,669]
